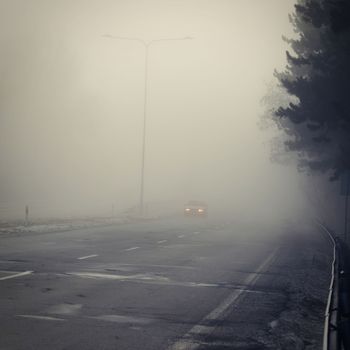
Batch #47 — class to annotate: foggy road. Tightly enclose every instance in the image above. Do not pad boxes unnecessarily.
[0,217,327,349]
[0,0,342,348]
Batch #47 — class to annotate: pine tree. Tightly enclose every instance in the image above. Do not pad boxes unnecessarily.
[274,0,350,179]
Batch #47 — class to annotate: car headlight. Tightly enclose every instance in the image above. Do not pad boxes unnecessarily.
[185,208,191,211]
[198,208,204,212]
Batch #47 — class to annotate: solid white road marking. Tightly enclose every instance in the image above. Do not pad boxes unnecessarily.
[77,254,98,260]
[112,263,196,270]
[177,235,185,238]
[17,315,65,321]
[167,248,280,350]
[66,271,278,294]
[68,272,169,282]
[157,240,167,244]
[124,247,140,252]
[0,271,33,281]
[89,314,154,324]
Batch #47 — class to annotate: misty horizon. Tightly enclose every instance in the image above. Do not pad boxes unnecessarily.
[0,0,307,221]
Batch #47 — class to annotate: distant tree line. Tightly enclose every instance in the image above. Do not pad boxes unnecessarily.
[270,0,350,180]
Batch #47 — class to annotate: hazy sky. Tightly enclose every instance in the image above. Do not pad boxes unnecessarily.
[0,0,304,219]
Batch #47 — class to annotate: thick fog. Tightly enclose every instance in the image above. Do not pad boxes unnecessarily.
[0,0,309,221]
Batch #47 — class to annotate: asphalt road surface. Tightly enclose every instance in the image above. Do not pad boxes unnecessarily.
[0,216,327,349]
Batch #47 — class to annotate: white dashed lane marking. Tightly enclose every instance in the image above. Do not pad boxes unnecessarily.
[0,271,33,281]
[124,247,140,252]
[177,235,185,238]
[157,240,167,244]
[77,254,98,260]
[16,315,65,322]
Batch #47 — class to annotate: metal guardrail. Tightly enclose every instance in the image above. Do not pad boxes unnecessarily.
[320,223,340,350]
[318,223,350,350]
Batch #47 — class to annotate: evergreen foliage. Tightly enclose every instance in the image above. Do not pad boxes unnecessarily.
[274,0,350,180]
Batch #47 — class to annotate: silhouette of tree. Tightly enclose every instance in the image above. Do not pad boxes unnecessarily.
[274,0,350,180]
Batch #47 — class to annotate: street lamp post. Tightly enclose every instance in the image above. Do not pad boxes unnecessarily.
[103,35,192,215]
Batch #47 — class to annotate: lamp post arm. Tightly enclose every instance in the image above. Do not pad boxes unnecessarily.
[102,34,147,47]
[147,37,193,47]
[102,35,193,48]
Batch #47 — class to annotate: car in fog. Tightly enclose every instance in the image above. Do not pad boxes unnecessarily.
[184,200,208,217]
